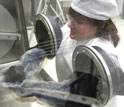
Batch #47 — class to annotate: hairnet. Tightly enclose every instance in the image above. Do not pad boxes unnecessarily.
[71,0,119,20]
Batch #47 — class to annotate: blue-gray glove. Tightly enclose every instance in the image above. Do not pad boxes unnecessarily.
[1,48,46,86]
[21,48,46,67]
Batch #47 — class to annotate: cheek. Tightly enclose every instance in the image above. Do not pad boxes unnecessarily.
[70,29,85,40]
[76,27,86,36]
[78,24,92,34]
[69,24,90,40]
[75,27,90,40]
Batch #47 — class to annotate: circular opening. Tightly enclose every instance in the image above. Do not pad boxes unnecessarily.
[35,14,63,59]
[36,20,50,43]
[35,19,55,58]
[72,48,110,106]
[75,54,99,98]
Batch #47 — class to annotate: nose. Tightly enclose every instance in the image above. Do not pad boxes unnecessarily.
[68,20,75,28]
[68,21,71,28]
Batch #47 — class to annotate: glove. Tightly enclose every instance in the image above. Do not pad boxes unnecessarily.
[21,48,46,67]
[1,48,46,86]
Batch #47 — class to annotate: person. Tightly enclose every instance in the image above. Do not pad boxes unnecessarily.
[0,0,121,107]
[56,0,120,107]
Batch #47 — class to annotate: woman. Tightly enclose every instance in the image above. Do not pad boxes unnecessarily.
[56,0,119,81]
[56,0,120,107]
[1,0,120,107]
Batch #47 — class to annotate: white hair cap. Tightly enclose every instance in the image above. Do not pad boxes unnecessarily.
[71,0,119,20]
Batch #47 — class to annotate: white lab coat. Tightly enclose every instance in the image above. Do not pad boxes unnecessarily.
[56,23,119,107]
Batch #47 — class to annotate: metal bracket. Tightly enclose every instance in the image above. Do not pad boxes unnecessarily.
[0,33,21,40]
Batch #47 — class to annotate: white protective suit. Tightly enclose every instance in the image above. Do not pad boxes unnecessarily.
[56,23,118,107]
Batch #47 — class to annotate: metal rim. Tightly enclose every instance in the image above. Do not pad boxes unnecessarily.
[72,45,113,106]
[35,14,58,59]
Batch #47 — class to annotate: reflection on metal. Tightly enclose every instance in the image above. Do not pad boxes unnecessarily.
[34,14,62,59]
[22,0,32,26]
[72,45,124,106]
[0,4,17,58]
[122,1,124,19]
[0,33,20,40]
[0,5,16,32]
[0,33,21,58]
[0,0,29,64]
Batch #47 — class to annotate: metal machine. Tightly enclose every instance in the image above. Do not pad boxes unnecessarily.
[0,0,29,65]
[0,0,31,107]
[0,0,63,106]
[0,0,124,107]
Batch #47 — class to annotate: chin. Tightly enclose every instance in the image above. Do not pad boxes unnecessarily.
[70,34,80,41]
[69,34,75,39]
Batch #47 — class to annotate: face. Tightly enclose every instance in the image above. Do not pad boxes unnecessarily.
[68,17,97,41]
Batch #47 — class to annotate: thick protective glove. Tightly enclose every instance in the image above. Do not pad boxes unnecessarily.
[1,48,46,86]
[21,48,46,67]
